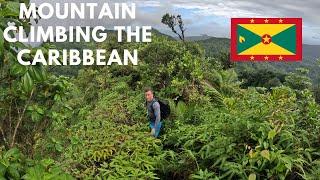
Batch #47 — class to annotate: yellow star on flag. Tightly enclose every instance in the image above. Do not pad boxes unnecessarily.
[263,36,271,43]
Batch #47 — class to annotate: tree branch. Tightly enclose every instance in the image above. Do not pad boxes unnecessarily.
[0,125,8,148]
[10,88,34,148]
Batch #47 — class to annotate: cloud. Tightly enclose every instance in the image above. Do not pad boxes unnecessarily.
[163,0,320,44]
[165,0,320,24]
[136,1,161,7]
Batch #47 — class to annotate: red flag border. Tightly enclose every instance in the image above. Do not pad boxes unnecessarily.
[230,18,302,62]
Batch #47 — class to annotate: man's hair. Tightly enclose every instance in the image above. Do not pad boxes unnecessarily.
[144,87,153,94]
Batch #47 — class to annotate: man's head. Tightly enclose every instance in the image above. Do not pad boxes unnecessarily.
[144,87,154,102]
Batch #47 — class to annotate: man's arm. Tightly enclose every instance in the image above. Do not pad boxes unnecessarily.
[152,102,161,130]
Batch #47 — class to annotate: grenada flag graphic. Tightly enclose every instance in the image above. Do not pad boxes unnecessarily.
[231,18,302,61]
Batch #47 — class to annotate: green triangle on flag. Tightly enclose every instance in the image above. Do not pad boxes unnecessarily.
[237,25,261,54]
[272,25,297,54]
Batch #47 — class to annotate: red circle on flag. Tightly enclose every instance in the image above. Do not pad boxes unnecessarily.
[262,34,272,45]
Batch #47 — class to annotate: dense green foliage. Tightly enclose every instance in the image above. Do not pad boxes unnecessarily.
[195,36,320,86]
[0,148,73,179]
[1,1,320,179]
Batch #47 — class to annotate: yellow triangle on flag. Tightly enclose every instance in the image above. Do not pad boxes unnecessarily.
[239,24,295,36]
[239,42,295,55]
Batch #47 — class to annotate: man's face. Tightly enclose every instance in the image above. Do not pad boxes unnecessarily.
[145,91,154,102]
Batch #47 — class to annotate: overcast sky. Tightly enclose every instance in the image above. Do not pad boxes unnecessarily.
[31,0,320,45]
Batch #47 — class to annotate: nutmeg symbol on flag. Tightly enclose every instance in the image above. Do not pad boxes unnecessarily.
[230,18,302,62]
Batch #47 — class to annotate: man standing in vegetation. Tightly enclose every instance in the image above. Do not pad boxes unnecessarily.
[145,88,162,137]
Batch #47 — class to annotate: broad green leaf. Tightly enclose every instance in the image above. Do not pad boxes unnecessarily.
[0,163,6,176]
[36,106,44,115]
[31,111,42,122]
[248,173,256,180]
[261,150,270,160]
[29,66,44,81]
[268,129,277,140]
[22,72,33,92]
[22,165,45,180]
[7,165,20,179]
[11,62,28,75]
[36,67,46,81]
[2,2,20,17]
[55,143,63,152]
[4,148,20,160]
[40,158,54,168]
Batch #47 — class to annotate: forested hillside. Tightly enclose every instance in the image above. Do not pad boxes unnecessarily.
[1,1,320,179]
[195,37,320,84]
